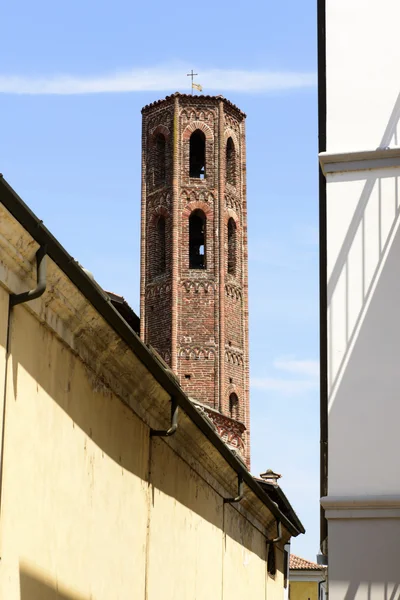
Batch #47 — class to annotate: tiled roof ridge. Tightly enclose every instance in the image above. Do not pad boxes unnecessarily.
[141,92,246,118]
[290,554,322,570]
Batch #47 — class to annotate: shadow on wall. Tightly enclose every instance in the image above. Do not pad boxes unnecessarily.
[20,563,88,600]
[6,304,266,558]
[328,89,400,398]
[340,582,400,600]
[326,519,400,596]
[328,218,400,488]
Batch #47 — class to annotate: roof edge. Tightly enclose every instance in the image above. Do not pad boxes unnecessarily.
[141,92,246,119]
[255,478,306,535]
[0,174,301,538]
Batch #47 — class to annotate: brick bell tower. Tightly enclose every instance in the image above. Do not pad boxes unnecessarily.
[140,93,250,465]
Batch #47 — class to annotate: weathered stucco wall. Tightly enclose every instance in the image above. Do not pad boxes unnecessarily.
[266,544,286,600]
[223,503,266,599]
[0,303,150,599]
[0,284,9,526]
[0,287,285,600]
[147,436,224,599]
[0,286,8,456]
[0,286,7,373]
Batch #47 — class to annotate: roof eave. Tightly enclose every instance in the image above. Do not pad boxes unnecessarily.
[255,478,306,534]
[0,174,300,538]
[141,92,246,119]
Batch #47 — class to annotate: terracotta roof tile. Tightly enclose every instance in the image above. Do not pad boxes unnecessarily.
[290,555,322,570]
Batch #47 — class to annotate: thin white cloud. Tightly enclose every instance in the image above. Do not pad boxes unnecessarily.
[273,358,319,379]
[0,65,316,95]
[251,357,319,396]
[251,377,318,395]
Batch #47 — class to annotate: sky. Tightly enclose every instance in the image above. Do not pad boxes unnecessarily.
[1,0,319,561]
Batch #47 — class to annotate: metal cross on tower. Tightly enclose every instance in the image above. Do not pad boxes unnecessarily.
[186,70,198,95]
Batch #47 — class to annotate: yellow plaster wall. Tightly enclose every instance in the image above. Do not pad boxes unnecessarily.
[147,437,224,600]
[0,286,9,440]
[0,285,7,359]
[0,306,150,600]
[0,303,286,600]
[290,580,320,600]
[266,543,286,600]
[223,504,267,599]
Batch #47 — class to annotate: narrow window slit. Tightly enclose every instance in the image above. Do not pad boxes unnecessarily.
[229,393,239,420]
[226,137,236,186]
[155,216,166,275]
[154,133,166,186]
[228,218,237,275]
[189,130,206,178]
[189,210,206,269]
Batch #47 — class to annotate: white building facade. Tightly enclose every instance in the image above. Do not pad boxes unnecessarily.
[319,0,400,597]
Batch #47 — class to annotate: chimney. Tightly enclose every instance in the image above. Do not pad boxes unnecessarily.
[259,469,282,486]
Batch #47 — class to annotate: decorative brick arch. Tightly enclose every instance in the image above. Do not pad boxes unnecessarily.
[228,390,240,420]
[149,204,169,226]
[149,123,170,141]
[178,347,189,359]
[225,282,242,300]
[182,201,213,272]
[182,121,214,186]
[226,384,239,415]
[224,208,240,228]
[225,192,241,214]
[207,348,216,360]
[183,200,212,218]
[224,128,240,150]
[147,125,171,190]
[182,121,214,141]
[147,206,170,280]
[224,129,240,189]
[225,210,241,278]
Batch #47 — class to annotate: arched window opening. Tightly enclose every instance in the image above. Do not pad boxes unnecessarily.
[155,216,166,275]
[227,218,237,275]
[154,133,166,186]
[226,137,236,186]
[189,130,206,179]
[229,393,239,420]
[189,210,206,269]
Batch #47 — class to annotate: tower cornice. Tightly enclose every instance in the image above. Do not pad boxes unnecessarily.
[141,92,246,120]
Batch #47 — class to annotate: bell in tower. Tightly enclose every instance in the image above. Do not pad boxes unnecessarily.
[140,93,250,466]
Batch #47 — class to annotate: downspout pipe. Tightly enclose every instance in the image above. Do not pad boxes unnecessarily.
[10,245,48,307]
[265,518,282,579]
[266,518,282,544]
[150,396,178,437]
[224,474,244,503]
[0,244,48,529]
[318,576,326,600]
[318,0,328,561]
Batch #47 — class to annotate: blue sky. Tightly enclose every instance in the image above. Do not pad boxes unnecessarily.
[1,0,319,560]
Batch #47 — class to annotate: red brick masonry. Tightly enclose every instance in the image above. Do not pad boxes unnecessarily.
[140,93,250,466]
